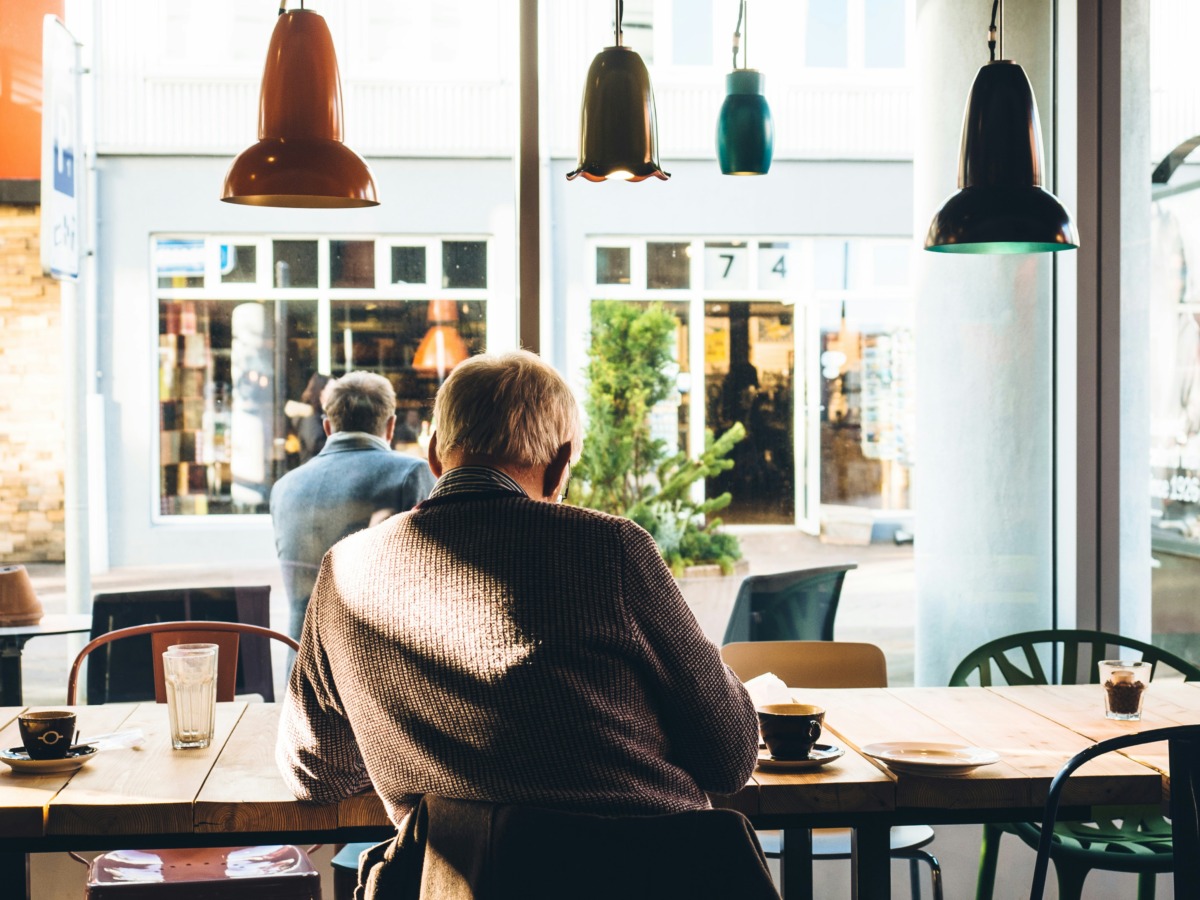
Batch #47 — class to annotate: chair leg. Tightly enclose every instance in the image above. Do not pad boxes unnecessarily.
[1053,859,1090,900]
[1135,870,1157,900]
[900,849,942,900]
[974,822,1003,900]
[908,858,921,900]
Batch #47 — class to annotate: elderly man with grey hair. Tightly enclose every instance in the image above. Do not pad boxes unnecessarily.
[270,370,435,643]
[276,350,758,823]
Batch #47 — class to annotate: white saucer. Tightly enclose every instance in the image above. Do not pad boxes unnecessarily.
[861,741,1000,777]
[0,745,97,775]
[756,743,845,772]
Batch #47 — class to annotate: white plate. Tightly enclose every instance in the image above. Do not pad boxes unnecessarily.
[0,745,97,775]
[756,743,845,772]
[861,741,1000,777]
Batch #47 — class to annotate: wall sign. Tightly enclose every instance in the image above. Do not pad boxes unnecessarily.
[40,15,81,280]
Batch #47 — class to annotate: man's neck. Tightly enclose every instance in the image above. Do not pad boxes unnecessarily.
[451,454,547,501]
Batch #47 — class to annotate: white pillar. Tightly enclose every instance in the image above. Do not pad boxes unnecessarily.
[913,0,1058,685]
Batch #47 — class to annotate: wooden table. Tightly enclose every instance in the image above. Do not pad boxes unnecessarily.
[1,685,1196,900]
[0,615,92,706]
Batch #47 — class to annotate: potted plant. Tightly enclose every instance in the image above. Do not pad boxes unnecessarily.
[570,301,748,639]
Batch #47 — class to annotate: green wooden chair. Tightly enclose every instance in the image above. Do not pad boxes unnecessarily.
[949,629,1200,900]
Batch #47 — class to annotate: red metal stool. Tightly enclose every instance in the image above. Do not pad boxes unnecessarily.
[84,845,321,899]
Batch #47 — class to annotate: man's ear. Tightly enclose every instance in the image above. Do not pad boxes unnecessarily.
[542,442,572,502]
[322,418,333,437]
[384,415,396,444]
[427,431,444,477]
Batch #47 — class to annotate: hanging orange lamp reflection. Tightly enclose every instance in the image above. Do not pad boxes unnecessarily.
[222,4,378,208]
[412,300,469,380]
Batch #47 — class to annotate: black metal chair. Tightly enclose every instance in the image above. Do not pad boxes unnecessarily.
[88,586,276,702]
[1029,724,1200,900]
[722,563,856,644]
[951,629,1200,900]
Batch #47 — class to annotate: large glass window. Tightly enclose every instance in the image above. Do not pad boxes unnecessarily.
[154,235,490,517]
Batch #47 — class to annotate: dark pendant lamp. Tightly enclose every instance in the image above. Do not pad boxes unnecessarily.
[222,2,378,208]
[716,1,773,176]
[567,0,669,182]
[924,0,1077,253]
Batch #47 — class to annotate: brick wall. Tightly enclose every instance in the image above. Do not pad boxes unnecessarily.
[0,204,65,561]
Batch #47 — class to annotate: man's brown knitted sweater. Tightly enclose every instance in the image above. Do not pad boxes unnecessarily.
[276,488,759,821]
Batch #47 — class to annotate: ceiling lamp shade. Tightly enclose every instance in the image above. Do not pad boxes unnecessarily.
[412,300,469,380]
[567,2,668,182]
[925,3,1076,253]
[717,2,772,175]
[222,6,378,208]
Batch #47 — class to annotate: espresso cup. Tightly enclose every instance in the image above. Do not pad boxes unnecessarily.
[18,710,76,760]
[757,703,825,761]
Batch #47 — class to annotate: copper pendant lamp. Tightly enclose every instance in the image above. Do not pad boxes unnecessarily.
[412,299,470,381]
[222,2,378,208]
[567,0,669,182]
[925,0,1076,253]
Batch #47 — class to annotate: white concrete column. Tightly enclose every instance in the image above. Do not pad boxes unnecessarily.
[913,0,1058,685]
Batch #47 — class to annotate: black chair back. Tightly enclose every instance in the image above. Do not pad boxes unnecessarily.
[88,586,274,702]
[1028,724,1200,900]
[722,563,856,644]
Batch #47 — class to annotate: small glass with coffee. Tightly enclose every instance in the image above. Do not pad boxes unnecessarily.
[1098,660,1151,721]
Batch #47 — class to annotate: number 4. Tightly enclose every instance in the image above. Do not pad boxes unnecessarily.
[772,255,787,279]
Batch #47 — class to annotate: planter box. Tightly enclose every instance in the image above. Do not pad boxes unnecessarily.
[674,559,750,644]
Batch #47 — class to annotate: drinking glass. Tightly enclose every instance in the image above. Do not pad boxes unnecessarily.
[1098,660,1150,721]
[163,643,218,749]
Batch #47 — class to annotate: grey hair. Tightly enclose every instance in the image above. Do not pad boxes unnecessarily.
[433,351,581,468]
[321,371,396,436]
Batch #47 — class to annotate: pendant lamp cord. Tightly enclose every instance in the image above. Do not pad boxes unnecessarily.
[732,0,747,69]
[614,0,623,46]
[987,0,1000,61]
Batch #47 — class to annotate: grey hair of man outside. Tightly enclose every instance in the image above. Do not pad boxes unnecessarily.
[320,371,396,436]
[432,350,582,470]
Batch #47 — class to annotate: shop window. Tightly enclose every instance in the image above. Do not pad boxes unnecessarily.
[331,299,487,451]
[330,240,375,288]
[442,241,487,289]
[273,240,319,288]
[391,246,427,285]
[155,238,205,289]
[597,247,632,285]
[864,0,906,68]
[806,0,849,68]
[220,244,257,284]
[648,242,691,289]
[158,298,318,516]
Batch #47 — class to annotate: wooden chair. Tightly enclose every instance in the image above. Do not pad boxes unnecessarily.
[88,586,276,702]
[721,640,943,900]
[1028,724,1200,900]
[68,620,319,900]
[950,629,1200,900]
[722,564,856,645]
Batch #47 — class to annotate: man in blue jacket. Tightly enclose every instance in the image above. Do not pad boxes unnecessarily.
[270,371,435,642]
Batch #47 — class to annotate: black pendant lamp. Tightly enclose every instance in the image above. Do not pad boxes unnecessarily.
[925,0,1077,253]
[567,0,669,182]
[222,2,378,208]
[716,1,773,176]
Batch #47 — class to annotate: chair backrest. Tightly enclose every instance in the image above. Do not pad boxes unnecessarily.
[721,640,888,688]
[68,620,299,705]
[949,629,1200,687]
[721,563,857,645]
[1029,723,1200,900]
[88,586,274,702]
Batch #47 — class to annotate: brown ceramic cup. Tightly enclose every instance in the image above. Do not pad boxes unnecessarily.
[757,703,825,761]
[18,710,76,760]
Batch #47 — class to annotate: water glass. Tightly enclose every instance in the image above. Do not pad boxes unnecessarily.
[163,643,218,749]
[1098,659,1150,721]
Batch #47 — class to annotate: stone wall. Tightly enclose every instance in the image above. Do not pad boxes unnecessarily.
[0,204,65,561]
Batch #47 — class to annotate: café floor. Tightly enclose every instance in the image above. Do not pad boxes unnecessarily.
[16,535,1170,898]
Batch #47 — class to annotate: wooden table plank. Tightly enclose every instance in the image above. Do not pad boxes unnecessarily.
[754,745,894,817]
[338,791,393,829]
[195,703,339,834]
[47,702,246,837]
[0,705,137,838]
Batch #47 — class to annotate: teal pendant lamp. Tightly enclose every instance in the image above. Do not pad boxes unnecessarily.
[717,1,773,175]
[567,0,669,182]
[925,0,1077,253]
